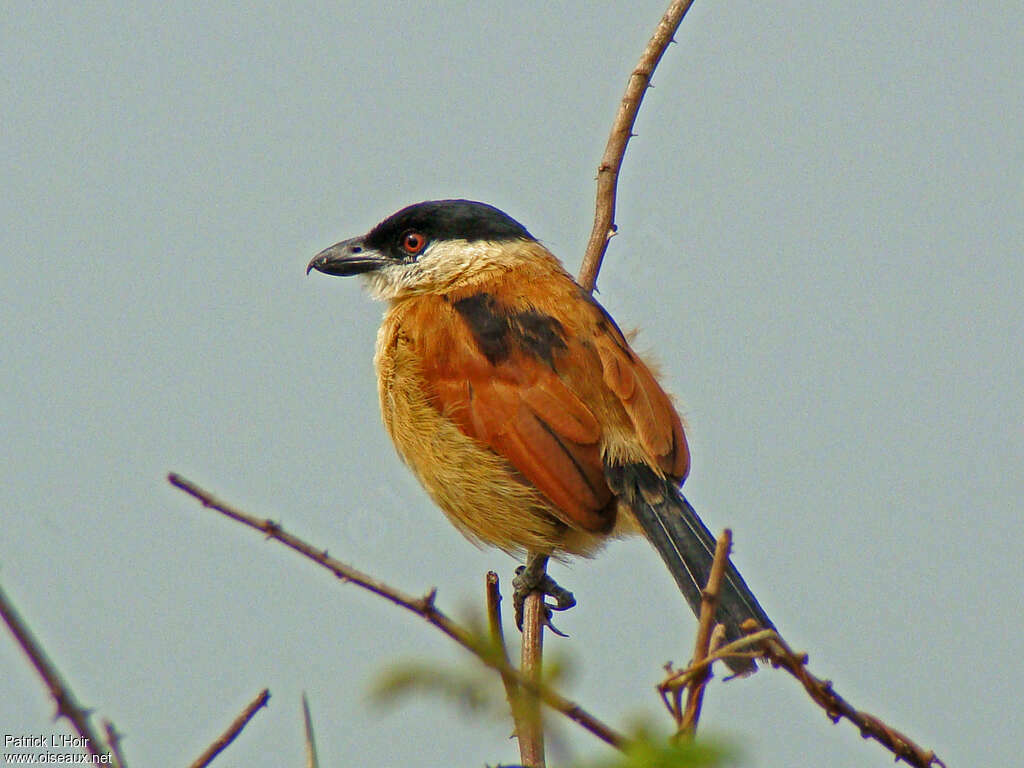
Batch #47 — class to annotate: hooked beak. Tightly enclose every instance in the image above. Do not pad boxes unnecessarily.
[307,236,388,276]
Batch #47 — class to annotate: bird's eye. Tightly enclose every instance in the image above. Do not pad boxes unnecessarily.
[401,232,427,255]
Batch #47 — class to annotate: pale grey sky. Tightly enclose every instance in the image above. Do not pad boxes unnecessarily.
[3,2,1021,766]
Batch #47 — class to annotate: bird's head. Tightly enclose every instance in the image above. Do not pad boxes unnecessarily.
[308,199,541,300]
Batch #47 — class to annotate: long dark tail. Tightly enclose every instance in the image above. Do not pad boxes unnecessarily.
[606,464,774,674]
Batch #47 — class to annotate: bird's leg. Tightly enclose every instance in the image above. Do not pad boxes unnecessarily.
[512,552,577,636]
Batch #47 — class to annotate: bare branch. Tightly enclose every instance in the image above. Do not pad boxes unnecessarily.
[518,588,547,767]
[302,692,320,768]
[653,529,945,767]
[0,581,116,765]
[168,473,626,751]
[757,634,946,768]
[187,688,270,768]
[663,624,946,767]
[485,572,527,752]
[578,0,698,292]
[102,720,128,768]
[679,529,731,735]
[663,629,774,690]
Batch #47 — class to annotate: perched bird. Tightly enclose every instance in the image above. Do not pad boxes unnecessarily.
[308,199,774,672]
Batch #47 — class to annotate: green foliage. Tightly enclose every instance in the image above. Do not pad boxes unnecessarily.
[368,608,741,767]
[370,659,505,716]
[578,729,737,768]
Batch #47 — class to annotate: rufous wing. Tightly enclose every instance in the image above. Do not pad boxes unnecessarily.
[592,324,690,479]
[417,286,688,534]
[430,350,614,533]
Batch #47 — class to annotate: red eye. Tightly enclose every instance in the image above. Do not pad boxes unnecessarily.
[402,232,427,255]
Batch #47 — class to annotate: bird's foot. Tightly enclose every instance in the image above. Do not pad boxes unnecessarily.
[512,555,576,637]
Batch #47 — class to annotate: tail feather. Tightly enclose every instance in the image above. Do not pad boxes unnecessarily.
[607,464,774,674]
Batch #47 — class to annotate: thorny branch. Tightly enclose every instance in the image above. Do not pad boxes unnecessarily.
[169,472,946,767]
[0,581,118,766]
[576,1,944,765]
[485,572,534,765]
[758,634,947,768]
[485,572,522,709]
[518,583,548,767]
[660,615,947,767]
[168,473,626,752]
[102,720,127,768]
[578,0,698,293]
[188,689,270,768]
[678,529,731,735]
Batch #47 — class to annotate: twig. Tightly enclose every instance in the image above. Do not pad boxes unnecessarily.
[302,692,320,768]
[168,473,626,751]
[0,581,115,765]
[757,634,946,768]
[578,0,698,292]
[661,630,774,696]
[661,623,946,767]
[485,574,528,744]
[678,529,731,735]
[187,688,270,768]
[519,588,547,767]
[102,720,127,768]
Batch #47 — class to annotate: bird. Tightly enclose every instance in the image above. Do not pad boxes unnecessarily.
[308,199,774,673]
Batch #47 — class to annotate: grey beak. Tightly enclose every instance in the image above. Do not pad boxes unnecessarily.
[307,236,388,276]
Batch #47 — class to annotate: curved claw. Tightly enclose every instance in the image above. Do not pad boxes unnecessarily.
[542,612,570,638]
[512,562,577,634]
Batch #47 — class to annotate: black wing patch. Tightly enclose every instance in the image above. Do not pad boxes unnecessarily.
[453,293,567,368]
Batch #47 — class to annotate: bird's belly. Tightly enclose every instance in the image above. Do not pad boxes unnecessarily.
[374,332,603,557]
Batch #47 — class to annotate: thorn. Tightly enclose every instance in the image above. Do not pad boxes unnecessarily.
[423,588,438,610]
